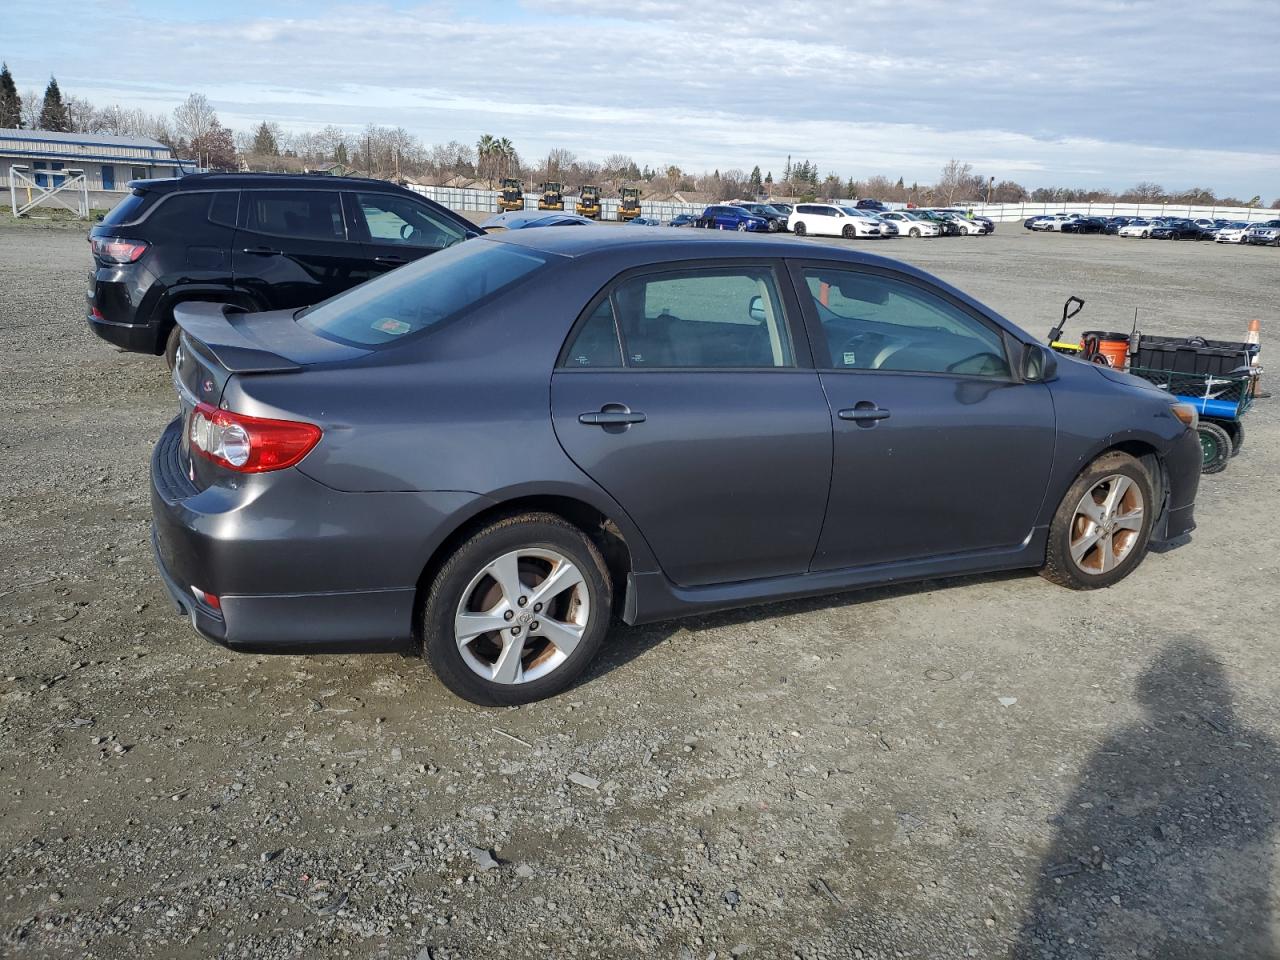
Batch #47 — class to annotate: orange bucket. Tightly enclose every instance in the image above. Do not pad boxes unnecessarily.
[1081,331,1130,369]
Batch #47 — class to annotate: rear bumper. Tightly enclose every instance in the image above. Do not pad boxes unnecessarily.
[149,418,482,652]
[87,311,161,353]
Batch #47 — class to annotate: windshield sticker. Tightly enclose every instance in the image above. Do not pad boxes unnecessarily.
[373,317,412,336]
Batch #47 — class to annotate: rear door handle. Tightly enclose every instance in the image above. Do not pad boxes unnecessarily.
[241,246,281,256]
[838,404,891,423]
[579,405,646,426]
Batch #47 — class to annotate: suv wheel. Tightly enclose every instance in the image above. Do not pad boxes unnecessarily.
[164,325,182,370]
[793,221,806,236]
[1041,452,1154,590]
[421,513,612,705]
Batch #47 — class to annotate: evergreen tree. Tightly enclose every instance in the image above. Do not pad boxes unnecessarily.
[37,76,70,131]
[765,171,773,185]
[748,165,762,194]
[783,156,792,182]
[334,141,348,164]
[252,121,279,156]
[0,63,20,128]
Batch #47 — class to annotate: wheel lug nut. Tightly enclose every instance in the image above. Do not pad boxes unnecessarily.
[511,626,521,636]
[530,621,539,631]
[504,610,514,621]
[533,603,542,612]
[518,596,528,607]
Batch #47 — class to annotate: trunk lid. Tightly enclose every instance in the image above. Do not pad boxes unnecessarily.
[170,303,370,491]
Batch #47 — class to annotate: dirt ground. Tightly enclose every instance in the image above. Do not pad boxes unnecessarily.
[1,224,1278,960]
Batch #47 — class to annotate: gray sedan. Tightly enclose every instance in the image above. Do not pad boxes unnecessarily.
[152,230,1201,705]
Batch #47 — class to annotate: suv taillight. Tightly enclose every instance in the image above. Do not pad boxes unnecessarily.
[189,402,321,473]
[90,237,149,264]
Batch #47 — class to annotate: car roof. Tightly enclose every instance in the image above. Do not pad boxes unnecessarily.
[132,172,422,194]
[488,225,893,264]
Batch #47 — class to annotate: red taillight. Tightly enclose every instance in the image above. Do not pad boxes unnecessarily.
[90,237,149,264]
[188,402,321,473]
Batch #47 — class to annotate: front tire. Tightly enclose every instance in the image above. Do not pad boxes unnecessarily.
[736,221,748,232]
[842,224,855,239]
[421,513,612,706]
[908,227,921,238]
[1041,452,1155,590]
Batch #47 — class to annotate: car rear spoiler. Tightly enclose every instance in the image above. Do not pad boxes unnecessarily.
[173,302,302,374]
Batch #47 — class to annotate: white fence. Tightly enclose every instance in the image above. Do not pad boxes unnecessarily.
[409,184,705,221]
[962,201,1280,224]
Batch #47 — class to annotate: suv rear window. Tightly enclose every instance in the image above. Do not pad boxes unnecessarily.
[101,191,151,226]
[297,239,551,348]
[245,190,345,240]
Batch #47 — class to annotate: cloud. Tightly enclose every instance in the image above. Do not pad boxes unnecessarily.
[11,0,1280,195]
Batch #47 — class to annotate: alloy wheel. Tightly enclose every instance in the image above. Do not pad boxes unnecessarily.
[454,548,590,685]
[1068,474,1145,575]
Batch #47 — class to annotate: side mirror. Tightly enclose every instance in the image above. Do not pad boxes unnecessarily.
[1024,342,1059,382]
[748,296,766,323]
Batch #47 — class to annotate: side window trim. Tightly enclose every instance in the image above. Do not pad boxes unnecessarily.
[784,259,1015,378]
[557,259,814,372]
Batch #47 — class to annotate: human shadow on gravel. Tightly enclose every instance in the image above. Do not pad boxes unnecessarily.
[1013,639,1280,959]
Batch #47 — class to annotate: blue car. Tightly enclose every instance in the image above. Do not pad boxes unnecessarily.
[700,205,770,232]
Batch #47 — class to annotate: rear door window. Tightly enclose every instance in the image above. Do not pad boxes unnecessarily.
[600,267,794,369]
[244,190,346,241]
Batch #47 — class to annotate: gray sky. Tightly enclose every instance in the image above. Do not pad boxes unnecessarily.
[13,0,1280,196]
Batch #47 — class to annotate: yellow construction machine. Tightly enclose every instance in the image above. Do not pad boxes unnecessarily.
[537,181,564,211]
[575,185,601,219]
[618,186,642,221]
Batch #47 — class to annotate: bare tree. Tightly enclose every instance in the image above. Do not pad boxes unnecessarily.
[18,88,42,129]
[173,93,218,147]
[936,159,974,206]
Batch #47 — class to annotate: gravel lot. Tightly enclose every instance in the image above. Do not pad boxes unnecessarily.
[2,224,1278,960]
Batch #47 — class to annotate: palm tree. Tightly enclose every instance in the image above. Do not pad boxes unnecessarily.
[497,137,515,178]
[476,134,497,186]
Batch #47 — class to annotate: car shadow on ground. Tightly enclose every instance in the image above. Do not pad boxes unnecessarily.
[584,568,1034,683]
[1012,638,1279,958]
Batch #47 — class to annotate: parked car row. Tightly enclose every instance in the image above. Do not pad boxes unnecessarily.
[683,202,993,239]
[1024,212,1280,245]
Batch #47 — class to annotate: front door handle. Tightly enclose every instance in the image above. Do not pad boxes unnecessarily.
[838,403,891,423]
[579,404,646,426]
[241,246,281,256]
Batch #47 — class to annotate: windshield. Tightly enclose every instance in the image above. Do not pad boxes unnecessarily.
[297,239,551,348]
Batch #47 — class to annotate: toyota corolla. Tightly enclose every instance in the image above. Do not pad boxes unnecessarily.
[152,230,1201,705]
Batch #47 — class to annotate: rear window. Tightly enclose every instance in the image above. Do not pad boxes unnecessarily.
[297,239,551,348]
[101,191,150,226]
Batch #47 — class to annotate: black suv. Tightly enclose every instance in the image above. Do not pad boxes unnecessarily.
[87,173,480,364]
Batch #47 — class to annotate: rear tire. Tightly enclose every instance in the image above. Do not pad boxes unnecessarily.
[793,222,806,236]
[163,324,181,370]
[1198,422,1231,474]
[1225,419,1245,457]
[421,513,612,706]
[1041,452,1155,590]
